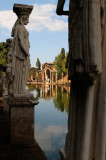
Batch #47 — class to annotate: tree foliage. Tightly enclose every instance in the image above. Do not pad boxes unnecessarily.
[36,58,41,70]
[0,42,8,71]
[54,48,68,79]
[30,67,37,76]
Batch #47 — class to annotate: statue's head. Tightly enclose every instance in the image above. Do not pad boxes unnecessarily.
[13,4,33,25]
[18,15,29,25]
[12,4,33,36]
[22,15,29,25]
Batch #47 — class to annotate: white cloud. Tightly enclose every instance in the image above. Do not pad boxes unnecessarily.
[0,10,16,30]
[0,3,68,33]
[35,124,67,151]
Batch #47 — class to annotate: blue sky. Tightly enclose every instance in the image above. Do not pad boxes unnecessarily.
[0,0,69,68]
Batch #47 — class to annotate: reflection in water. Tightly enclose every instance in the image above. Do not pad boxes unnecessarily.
[35,124,67,159]
[53,87,70,113]
[27,85,70,113]
[27,84,70,160]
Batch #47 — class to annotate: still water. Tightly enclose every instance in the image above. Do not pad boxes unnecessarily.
[27,85,70,160]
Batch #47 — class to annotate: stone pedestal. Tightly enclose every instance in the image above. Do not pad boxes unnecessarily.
[8,97,38,145]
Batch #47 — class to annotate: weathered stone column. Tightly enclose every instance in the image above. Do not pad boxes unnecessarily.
[45,69,46,83]
[57,1,106,160]
[95,4,106,159]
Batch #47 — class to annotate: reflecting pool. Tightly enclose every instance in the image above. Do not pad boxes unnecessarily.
[27,85,70,160]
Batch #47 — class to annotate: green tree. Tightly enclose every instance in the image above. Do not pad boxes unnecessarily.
[36,58,41,70]
[0,42,8,71]
[54,48,68,78]
[30,67,37,77]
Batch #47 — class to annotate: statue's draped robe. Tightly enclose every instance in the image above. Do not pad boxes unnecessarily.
[12,24,30,94]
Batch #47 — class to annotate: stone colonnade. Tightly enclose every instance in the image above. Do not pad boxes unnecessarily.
[42,69,58,84]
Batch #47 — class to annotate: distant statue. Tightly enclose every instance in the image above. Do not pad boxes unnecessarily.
[10,4,33,96]
[3,39,13,96]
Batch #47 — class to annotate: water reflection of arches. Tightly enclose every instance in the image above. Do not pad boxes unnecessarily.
[41,85,58,99]
[27,84,70,101]
[27,84,70,113]
[41,85,70,100]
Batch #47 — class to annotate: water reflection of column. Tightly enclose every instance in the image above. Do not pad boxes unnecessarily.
[52,72,53,84]
[36,85,38,98]
[41,86,42,97]
[52,85,54,96]
[50,85,52,98]
[44,86,47,98]
[56,85,57,98]
[62,85,63,96]
[56,72,58,84]
[43,70,45,83]
[50,71,51,84]
[43,85,44,98]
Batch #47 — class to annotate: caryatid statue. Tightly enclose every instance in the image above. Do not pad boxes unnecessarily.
[11,4,33,96]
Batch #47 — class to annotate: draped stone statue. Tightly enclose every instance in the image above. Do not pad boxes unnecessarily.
[6,4,33,97]
[57,1,106,160]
